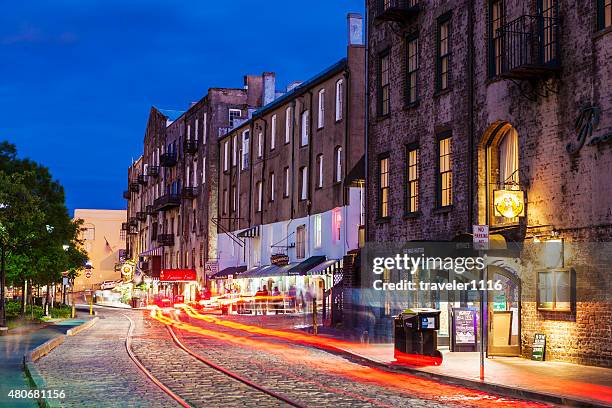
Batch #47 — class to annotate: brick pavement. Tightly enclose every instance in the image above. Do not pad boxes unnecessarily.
[34,309,178,408]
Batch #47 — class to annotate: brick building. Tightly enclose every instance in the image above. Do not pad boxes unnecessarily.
[365,0,611,367]
[212,15,365,321]
[124,76,271,302]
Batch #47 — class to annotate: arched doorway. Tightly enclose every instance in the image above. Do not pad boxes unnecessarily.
[487,264,521,356]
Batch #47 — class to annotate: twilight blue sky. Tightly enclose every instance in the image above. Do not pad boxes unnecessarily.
[1,0,363,215]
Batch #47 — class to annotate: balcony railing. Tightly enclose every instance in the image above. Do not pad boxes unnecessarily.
[123,222,138,235]
[147,166,159,178]
[129,182,140,193]
[160,152,177,167]
[137,175,147,185]
[497,14,560,80]
[121,222,129,231]
[122,190,130,200]
[182,186,198,199]
[136,212,147,222]
[157,234,174,246]
[374,0,420,22]
[184,139,198,154]
[146,204,158,216]
[128,217,138,227]
[153,194,181,211]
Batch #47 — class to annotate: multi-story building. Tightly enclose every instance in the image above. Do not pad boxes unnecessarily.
[366,0,611,367]
[213,14,365,321]
[125,76,273,302]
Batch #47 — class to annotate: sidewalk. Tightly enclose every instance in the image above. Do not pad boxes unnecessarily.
[0,318,87,407]
[219,313,612,407]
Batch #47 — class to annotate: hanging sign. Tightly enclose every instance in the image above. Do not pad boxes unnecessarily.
[493,190,525,218]
[532,333,546,361]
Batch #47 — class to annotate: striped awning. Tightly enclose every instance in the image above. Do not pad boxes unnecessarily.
[211,265,247,279]
[238,263,298,279]
[306,259,342,276]
[237,226,260,238]
[139,246,163,257]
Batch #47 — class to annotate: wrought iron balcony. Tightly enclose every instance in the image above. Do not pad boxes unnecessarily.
[146,204,158,216]
[123,222,138,235]
[182,186,198,199]
[157,233,174,246]
[129,182,140,193]
[184,139,198,154]
[122,190,130,200]
[147,166,159,178]
[137,174,147,185]
[136,212,147,222]
[160,152,177,167]
[496,14,560,80]
[128,217,138,227]
[121,222,129,231]
[153,194,181,211]
[374,0,420,23]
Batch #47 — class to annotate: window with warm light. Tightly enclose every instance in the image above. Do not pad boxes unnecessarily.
[437,15,451,91]
[489,0,505,77]
[332,208,342,242]
[538,269,573,312]
[488,125,520,225]
[437,135,452,207]
[379,156,389,218]
[407,145,419,213]
[598,0,612,30]
[406,35,419,104]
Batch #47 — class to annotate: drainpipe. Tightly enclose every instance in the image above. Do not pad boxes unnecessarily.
[343,68,351,255]
[468,0,475,230]
[363,6,370,244]
[306,91,314,259]
[260,117,268,227]
[287,100,297,255]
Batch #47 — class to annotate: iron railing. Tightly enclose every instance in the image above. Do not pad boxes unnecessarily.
[374,0,420,22]
[147,166,159,177]
[160,152,177,167]
[153,194,181,211]
[157,234,174,246]
[496,14,560,79]
[184,139,198,154]
[182,186,198,199]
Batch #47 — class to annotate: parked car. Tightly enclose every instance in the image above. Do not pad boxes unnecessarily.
[100,280,117,290]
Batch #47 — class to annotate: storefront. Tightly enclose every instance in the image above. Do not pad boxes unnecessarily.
[158,268,198,303]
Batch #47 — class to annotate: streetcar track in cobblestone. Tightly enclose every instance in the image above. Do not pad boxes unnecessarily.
[123,313,191,408]
[166,324,307,408]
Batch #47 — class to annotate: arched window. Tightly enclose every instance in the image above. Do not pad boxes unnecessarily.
[487,124,520,225]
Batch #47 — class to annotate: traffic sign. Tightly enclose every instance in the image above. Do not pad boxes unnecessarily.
[85,271,92,279]
[472,225,489,250]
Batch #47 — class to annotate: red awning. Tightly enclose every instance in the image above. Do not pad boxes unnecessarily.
[159,269,197,282]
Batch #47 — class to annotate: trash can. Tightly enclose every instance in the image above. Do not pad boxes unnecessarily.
[394,308,443,365]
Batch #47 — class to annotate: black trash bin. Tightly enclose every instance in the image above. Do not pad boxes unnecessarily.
[394,308,443,366]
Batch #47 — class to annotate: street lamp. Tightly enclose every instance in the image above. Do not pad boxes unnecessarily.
[0,203,9,332]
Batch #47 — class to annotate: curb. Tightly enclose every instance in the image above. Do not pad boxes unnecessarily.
[320,345,608,408]
[22,317,99,408]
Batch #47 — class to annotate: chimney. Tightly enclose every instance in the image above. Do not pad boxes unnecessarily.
[347,13,363,46]
[244,74,264,107]
[263,72,276,105]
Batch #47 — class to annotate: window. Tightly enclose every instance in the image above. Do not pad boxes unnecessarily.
[223,141,229,172]
[285,107,292,144]
[187,124,191,140]
[598,0,612,30]
[437,134,452,207]
[316,154,324,188]
[284,167,290,197]
[257,132,263,158]
[199,243,204,267]
[379,156,390,218]
[83,227,95,241]
[232,185,237,212]
[335,147,342,183]
[489,1,504,77]
[406,35,419,104]
[203,113,207,143]
[241,130,250,170]
[229,109,241,127]
[317,89,325,128]
[195,119,199,140]
[538,269,573,312]
[193,160,198,187]
[437,15,451,91]
[488,125,520,225]
[335,79,344,121]
[299,166,308,200]
[407,146,419,213]
[313,214,322,248]
[256,181,263,212]
[271,114,277,149]
[270,172,275,201]
[332,208,342,242]
[202,157,206,183]
[301,110,309,146]
[222,189,228,215]
[296,225,306,259]
[378,52,390,116]
[232,134,237,166]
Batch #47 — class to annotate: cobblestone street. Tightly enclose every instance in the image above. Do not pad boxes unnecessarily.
[31,307,552,408]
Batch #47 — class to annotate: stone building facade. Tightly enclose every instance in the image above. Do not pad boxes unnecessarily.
[366,0,611,367]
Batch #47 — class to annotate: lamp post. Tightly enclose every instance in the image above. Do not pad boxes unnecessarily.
[0,202,8,331]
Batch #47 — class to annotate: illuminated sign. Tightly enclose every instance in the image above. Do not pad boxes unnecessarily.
[160,269,197,282]
[271,254,289,266]
[493,189,525,218]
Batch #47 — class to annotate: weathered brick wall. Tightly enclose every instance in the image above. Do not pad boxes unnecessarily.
[366,0,612,366]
